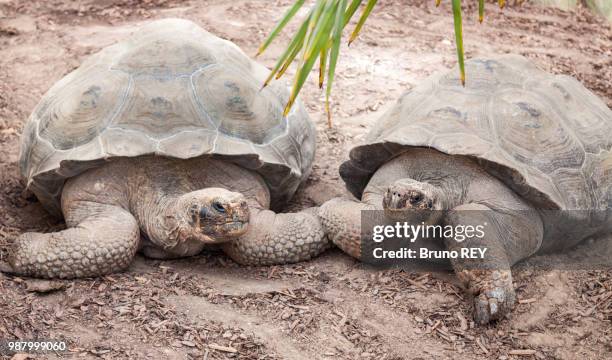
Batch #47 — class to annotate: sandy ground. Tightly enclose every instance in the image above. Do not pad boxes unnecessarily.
[0,0,611,359]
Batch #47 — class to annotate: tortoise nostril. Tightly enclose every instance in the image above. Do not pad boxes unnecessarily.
[212,201,226,213]
[410,193,423,204]
[199,206,210,220]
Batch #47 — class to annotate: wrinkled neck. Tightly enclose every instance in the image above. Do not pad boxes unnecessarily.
[133,191,184,248]
[429,183,457,210]
[127,168,193,248]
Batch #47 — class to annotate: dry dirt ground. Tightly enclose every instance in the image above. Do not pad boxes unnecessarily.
[0,0,611,359]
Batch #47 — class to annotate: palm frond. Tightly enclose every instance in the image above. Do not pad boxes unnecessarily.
[257,0,306,56]
[326,0,346,127]
[348,0,377,45]
[452,0,465,86]
[258,1,503,126]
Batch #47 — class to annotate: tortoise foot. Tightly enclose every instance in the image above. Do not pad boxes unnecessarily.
[458,269,516,324]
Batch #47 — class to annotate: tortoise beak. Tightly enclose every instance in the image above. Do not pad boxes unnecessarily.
[208,198,249,239]
[383,186,431,210]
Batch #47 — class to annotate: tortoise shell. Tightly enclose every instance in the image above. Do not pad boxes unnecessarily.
[341,55,612,218]
[19,18,316,216]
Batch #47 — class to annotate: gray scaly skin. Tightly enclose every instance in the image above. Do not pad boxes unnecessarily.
[320,148,544,324]
[2,156,329,279]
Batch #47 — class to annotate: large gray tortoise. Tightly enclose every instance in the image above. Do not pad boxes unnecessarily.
[2,18,329,279]
[320,55,612,324]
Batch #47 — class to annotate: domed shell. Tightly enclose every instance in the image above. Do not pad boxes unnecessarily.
[20,18,316,215]
[341,55,612,213]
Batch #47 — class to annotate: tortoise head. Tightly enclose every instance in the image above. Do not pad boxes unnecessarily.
[169,188,249,246]
[382,179,446,224]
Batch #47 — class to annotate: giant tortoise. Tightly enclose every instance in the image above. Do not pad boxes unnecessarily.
[320,55,612,324]
[2,18,329,279]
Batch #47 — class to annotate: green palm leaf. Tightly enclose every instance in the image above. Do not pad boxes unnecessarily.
[284,0,338,116]
[344,0,362,26]
[348,0,377,45]
[319,46,328,88]
[258,1,502,125]
[326,0,346,126]
[261,11,311,88]
[452,0,465,86]
[257,0,305,56]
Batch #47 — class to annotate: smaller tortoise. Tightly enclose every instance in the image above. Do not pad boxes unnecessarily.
[320,55,612,324]
[2,19,329,279]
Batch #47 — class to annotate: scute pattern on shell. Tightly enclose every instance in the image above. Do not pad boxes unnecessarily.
[20,19,316,215]
[341,55,612,214]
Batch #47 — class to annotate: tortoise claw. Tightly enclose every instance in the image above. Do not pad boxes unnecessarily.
[473,282,516,324]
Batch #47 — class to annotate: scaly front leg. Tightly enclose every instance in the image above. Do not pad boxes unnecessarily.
[318,197,380,260]
[444,203,543,324]
[221,207,330,265]
[3,201,140,279]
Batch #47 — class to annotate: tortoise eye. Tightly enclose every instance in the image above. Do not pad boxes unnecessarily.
[410,193,423,204]
[212,201,226,213]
